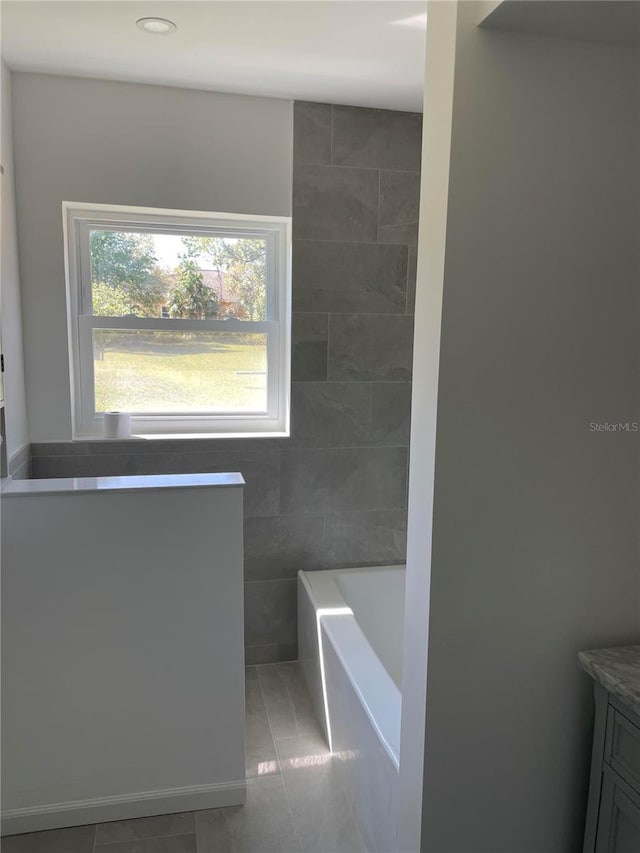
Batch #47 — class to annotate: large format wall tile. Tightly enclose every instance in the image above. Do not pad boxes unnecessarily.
[244,579,297,647]
[293,102,332,166]
[161,450,281,518]
[324,509,407,569]
[244,514,325,581]
[332,105,422,172]
[292,240,408,314]
[378,170,420,246]
[328,314,414,382]
[292,313,328,381]
[31,453,138,479]
[371,382,412,447]
[290,382,371,447]
[280,447,408,514]
[292,165,378,242]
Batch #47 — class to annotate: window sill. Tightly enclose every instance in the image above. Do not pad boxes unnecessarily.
[73,431,290,441]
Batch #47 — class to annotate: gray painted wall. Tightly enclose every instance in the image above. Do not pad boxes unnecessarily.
[10,72,293,442]
[1,62,29,465]
[417,4,639,851]
[22,97,421,663]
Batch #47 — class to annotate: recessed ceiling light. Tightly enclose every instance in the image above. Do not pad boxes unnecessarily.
[136,17,177,35]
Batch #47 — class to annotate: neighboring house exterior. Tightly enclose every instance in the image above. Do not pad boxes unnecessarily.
[161,268,246,319]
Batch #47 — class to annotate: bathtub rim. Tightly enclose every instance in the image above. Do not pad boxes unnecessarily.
[298,565,404,770]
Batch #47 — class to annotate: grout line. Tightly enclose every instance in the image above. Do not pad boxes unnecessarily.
[92,822,97,853]
[376,169,382,244]
[405,247,411,315]
[330,103,334,165]
[256,666,285,756]
[301,161,420,175]
[256,669,304,853]
[280,663,303,738]
[225,813,238,853]
[322,511,328,570]
[294,236,415,247]
[96,829,197,846]
[325,312,331,382]
[259,663,299,741]
[368,381,374,447]
[292,237,413,247]
[272,742,304,853]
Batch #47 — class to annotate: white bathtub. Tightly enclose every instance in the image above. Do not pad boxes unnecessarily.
[298,565,405,853]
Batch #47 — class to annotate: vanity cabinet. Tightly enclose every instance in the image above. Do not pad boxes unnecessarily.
[580,648,640,853]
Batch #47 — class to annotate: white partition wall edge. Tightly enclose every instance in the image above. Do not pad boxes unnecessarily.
[397,4,458,851]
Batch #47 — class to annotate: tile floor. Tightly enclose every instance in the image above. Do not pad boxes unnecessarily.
[2,663,366,853]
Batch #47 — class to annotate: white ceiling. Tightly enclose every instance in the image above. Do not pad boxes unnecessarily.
[1,1,428,111]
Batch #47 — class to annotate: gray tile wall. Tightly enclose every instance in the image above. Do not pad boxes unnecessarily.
[29,102,421,664]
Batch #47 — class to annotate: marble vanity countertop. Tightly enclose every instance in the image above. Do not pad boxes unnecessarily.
[578,645,640,716]
[1,471,245,496]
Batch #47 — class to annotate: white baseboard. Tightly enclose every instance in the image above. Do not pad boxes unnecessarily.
[1,780,246,836]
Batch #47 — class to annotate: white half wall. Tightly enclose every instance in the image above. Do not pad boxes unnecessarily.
[406,3,639,851]
[10,73,293,441]
[1,476,245,834]
[1,60,28,462]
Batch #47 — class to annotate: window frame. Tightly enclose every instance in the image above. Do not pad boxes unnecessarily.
[63,202,291,439]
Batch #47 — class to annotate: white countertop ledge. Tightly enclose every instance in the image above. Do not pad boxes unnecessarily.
[1,472,245,496]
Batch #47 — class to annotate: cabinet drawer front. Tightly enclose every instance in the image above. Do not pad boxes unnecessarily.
[595,770,640,853]
[606,709,640,792]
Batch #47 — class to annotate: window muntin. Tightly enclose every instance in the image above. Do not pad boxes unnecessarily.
[64,204,291,438]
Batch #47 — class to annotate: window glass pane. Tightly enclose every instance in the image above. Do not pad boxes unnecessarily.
[90,230,267,321]
[93,329,267,414]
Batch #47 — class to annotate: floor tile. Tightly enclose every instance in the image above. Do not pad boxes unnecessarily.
[224,776,301,853]
[276,736,365,853]
[94,836,196,853]
[245,666,280,778]
[257,664,298,739]
[276,662,325,741]
[195,809,236,853]
[1,825,96,853]
[95,812,194,844]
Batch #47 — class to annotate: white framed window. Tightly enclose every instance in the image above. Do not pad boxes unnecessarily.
[63,202,291,438]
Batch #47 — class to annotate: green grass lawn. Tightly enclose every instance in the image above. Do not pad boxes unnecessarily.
[94,335,267,413]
